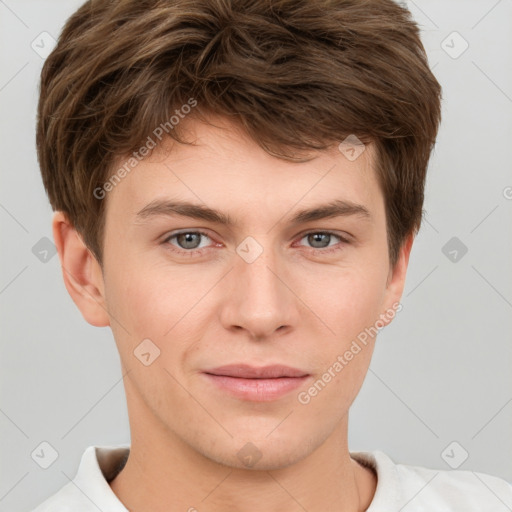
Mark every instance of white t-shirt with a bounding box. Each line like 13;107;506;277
31;444;512;511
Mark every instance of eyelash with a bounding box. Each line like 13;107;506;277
162;230;350;257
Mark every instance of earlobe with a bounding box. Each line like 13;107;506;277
52;211;110;327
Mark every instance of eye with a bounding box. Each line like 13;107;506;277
161;229;350;257
163;230;214;254
296;231;350;253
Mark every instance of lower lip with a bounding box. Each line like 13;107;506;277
203;373;310;401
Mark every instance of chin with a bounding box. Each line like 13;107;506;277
196;430;319;471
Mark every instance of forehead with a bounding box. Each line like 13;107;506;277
105;116;383;226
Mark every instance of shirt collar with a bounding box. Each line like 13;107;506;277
72;444;130;511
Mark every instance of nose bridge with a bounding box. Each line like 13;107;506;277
221;237;297;338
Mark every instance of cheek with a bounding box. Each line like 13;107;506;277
296;269;381;413
105;255;216;352
296;261;387;345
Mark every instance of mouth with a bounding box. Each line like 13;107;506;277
202;364;311;401
204;364;309;379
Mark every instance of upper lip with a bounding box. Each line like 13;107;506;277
204;364;309;379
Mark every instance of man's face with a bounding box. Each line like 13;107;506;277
99;116;406;469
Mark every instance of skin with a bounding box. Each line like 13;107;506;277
53;115;413;512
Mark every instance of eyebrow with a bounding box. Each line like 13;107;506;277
135;198;372;226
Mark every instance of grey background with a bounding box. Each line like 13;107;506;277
1;0;511;510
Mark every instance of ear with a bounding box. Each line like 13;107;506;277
379;232;415;326
52;211;110;327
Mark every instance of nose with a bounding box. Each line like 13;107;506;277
219;243;299;340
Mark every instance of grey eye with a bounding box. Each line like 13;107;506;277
175;232;203;249
306;233;335;248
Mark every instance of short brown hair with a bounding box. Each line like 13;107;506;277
36;0;442;269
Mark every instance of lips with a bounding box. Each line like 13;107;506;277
202;364;311;401
204;364;309;379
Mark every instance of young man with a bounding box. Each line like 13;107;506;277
32;0;512;510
